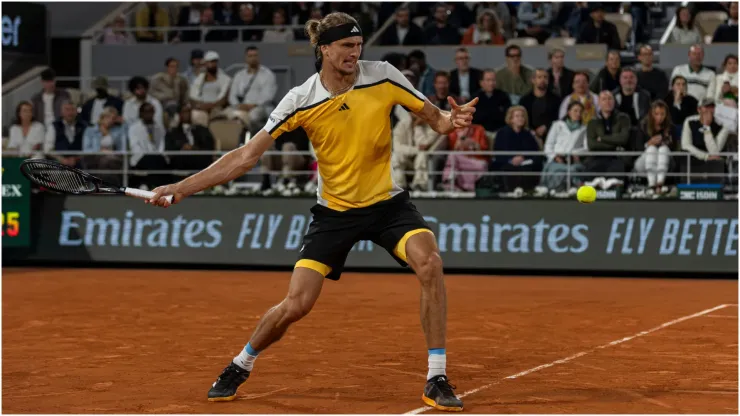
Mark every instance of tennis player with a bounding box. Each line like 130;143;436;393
148;12;477;411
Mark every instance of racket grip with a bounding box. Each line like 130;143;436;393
124;188;174;203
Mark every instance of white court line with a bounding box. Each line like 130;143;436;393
406;303;737;415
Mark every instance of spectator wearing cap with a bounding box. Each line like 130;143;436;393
408;50;436;98
44;100;88;167
30;68;71;128
150;57;190;119
183;49;205;85
583;91;631;179
681;99;730;183
636;45;669;103
712;2;738;43
123;76;165;128
80;76;124;126
591;50;622;94
547;48;575;99
559;72;600;124
190;51;232;127
449;48;483;103
664;75;699;129
519;69;561;144
577;4;621;50
670;44;716;101
670;6;702;45
225;46;277;132
516;3;553;44
134;2;170;43
128;102;169;189
424;3;461;45
612;68;651;127
710;54;738;103
496;45;534;99
461;8;505;45
379;6;425;46
101;14;136;45
472;69;511;134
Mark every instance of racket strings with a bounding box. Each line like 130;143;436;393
24;161;96;194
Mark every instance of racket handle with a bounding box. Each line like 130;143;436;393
124;188;174;203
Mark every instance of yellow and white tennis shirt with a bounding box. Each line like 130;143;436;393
263;60;427;211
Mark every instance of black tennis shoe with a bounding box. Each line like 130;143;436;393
207;362;250;402
422;375;463;411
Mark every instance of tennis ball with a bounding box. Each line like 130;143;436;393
577;185;596;203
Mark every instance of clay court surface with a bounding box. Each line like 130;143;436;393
2;268;737;414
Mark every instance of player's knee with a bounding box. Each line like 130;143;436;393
281;296;314;323
415;251;443;285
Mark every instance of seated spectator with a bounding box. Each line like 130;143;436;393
260;127;312;192
427;72;456;111
636;45;669;102
408;50;436;97
262;9;294;43
449;48;482;102
190;51;232;127
442;124;489;192
584;91;631;181
135;2;170;43
391;112;442;191
472;70;511;133
681;99;730;184
495;45;534;100
444;2;475;30
711;54;738;102
563;2;591;38
633;100;677;192
473;2;514;39
540;101;588;191
128;102;169;188
191;7;228;42
213;1;239;41
182;49;204;85
547;48;575;99
7;101;45;159
80;76;124;126
577;4;621;50
81;107;127;184
150;57;190;120
671;44;716;101
165;104;216;171
424;4;461;45
591;50;622;94
712;2;738;43
559;72;600;124
44;100;88;167
519;69;561;145
516;3;553;44
670;6;702;45
31;68;71;128
174;2;205;42
123;76;165;128
240;4;264;42
225;46;277;132
613;68;651;126
664;75;699;130
379;6;425;45
100;14;136;45
490;106;544;192
462;8;505;45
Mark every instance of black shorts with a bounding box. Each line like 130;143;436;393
297;191;432;280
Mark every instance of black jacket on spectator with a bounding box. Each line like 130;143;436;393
663;93;699;128
585;111;632;173
637;68;669;103
449;68;483;100
591;67;622;94
519;91;561;137
712;22;739;43
165;124;215;171
51;119;88;151
472;89;511;133
577;19;622;50
547;67;575;98
489;125;544;191
424;23;461;45
241;23;264;42
80;96;124;125
379;23;426;45
612;88;652;126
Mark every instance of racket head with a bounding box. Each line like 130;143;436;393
19;159;101;195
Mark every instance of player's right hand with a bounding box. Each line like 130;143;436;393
147;183;185;208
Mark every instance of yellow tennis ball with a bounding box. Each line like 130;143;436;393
577;185;597;203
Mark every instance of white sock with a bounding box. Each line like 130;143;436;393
233;344;259;371
427;353;447;380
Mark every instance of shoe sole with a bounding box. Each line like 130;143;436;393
208;378;248;402
422;394;463;412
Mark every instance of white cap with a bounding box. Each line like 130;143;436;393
204;51;220;62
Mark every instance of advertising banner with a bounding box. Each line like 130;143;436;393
1;158;31;247
15;195;738;274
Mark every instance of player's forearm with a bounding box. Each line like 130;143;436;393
431;109;454;135
177;147;254;196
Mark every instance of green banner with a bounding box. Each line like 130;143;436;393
2;158;31;247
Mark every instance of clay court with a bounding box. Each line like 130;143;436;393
2;268;737;414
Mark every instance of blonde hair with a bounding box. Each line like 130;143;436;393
305;12;358;62
98;107;117;125
477;9;502;36
505;105;529;129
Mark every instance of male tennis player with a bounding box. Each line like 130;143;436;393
148;12;477;411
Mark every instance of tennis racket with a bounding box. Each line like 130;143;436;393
19;159;173;203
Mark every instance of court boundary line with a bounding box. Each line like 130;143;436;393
405;303;738;414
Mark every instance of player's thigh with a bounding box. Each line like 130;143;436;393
403;231;443;275
372;197;436;269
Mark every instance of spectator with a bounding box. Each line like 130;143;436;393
100;14;136;45
182;49;205;85
379;6;425;45
190;51;232;127
7;101;45;159
212;1;239;41
30;68;71;128
670;44;716;101
495;45;534;99
591;50;622;94
442;124;490;192
135;2;170;43
519;69;561;144
382;52;408;72
577;4;621;50
226;46;278;132
681;99;730;184
516;3;553;44
711;54;738;102
449;48;483;102
260;127;312;192
636;45;669;103
633;100;677;192
165;104;216;171
712;2;738;43
391;112;442;191
240;4;264;42
613;68;651;126
664;75;699;129
444;2;475;30
80;76;124;126
559;72;600;124
563;2;591;38
462;8;505;45
263;9;295;43
670;6;702;45
150;58;190;120
189;7;227;42
174;2;205;42
490;106;544;192
547;48;575;99
408;50;436;98
473;2;514;39
123;76;165;128
427;72;456;111
584;91;631;182
424;3;461;45
81;107;127;184
44;100;87;167
539;101;588;192
472;70;511;133
128;102;169;188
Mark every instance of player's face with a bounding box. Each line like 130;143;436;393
325;36;362;75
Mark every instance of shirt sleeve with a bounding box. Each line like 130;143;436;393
262;89;301;139
383;62;426;113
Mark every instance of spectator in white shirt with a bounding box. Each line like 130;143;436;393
540;101;588;192
711;54;738;102
225;46;277;132
30;68;71;128
681;99;730;184
670;44;717;101
7;101;46;159
128;102;169;188
190;50;232;126
122;76;165;128
262;9;295;43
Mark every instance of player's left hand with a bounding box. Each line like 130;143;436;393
448;96;478;129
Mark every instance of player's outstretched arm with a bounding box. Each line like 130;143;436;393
146;129;274;207
419;97;478;135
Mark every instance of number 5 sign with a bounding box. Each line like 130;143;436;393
2;158;31;247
